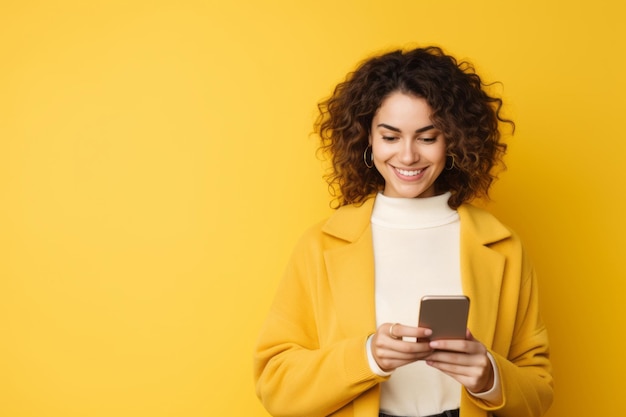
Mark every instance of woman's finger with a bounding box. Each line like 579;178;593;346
371;323;434;371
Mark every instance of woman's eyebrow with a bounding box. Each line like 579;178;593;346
377;123;435;133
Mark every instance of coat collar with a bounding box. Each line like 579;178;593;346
321;194;513;347
321;197;376;243
322;195;511;246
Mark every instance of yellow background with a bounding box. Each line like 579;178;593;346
1;1;624;415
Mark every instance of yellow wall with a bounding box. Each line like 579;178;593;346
1;1;624;415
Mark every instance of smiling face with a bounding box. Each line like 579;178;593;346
369;92;447;199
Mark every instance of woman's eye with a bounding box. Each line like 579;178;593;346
382;135;397;141
420;137;437;143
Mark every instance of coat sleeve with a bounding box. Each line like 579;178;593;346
253;229;386;417
467;244;554;416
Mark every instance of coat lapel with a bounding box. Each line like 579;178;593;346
458;204;510;348
322;198;378;338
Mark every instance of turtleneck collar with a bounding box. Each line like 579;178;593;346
371;191;459;229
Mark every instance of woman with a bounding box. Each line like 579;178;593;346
254;46;553;417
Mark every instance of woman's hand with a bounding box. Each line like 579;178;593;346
371;323;434;372
425;329;494;393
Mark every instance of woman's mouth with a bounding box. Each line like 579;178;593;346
395;167;424;177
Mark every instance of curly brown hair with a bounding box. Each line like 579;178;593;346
315;46;513;209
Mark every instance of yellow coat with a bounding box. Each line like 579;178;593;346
254;197;553;417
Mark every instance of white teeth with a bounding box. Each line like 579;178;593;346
396;168;422;176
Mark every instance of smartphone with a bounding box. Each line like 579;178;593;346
418;295;470;341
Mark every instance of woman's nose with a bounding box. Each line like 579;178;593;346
399;140;419;164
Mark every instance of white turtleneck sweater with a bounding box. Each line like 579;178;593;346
368;192;463;416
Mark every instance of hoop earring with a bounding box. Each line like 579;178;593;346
363;145;374;169
445;154;456;170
